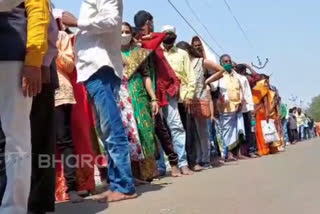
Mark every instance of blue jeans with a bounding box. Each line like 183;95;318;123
156;147;167;174
163;97;188;168
85;67;135;194
282;119;289;142
298;125;304;141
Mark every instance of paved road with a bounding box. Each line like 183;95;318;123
54;139;320;214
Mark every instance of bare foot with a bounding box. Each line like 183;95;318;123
171;165;182;177
237;154;249;160
91;190;111;201
106;191;138;203
180;166;194;175
192;164;203;172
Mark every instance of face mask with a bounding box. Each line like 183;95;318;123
121;34;132;46
223;64;233;72
163;33;177;45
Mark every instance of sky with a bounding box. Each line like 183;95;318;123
52;0;320;108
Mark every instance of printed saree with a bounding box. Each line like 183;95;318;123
122;47;158;181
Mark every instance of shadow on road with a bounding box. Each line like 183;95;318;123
55;199;108;214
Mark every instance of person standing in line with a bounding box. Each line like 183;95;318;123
0;1;50;214
213;54;246;161
161;25;195;175
235;64;259;158
288;108;298;144
53;14;85;203
176;41;224;170
62;0;137;202
295;108;306;141
120;22;160;181
133;10;182;177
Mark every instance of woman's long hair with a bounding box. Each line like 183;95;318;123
176;41;203;58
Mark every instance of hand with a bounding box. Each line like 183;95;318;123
211;115;218;123
21;66;42;97
151;101;159;117
62;11;78;27
184;99;192;113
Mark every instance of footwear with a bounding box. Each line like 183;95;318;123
249;153;258;158
201;163;213;170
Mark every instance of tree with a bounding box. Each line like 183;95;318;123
308;95;320;122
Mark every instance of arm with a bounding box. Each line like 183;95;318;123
56;32;75;74
25;0;50;68
184;53;196;101
77;0;122;35
246;64;258;75
208;88;216;121
143;77;157;101
204;59;224;85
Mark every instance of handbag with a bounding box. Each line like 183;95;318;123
190;59;211;119
261;119;280;143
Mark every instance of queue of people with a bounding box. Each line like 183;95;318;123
0;1;319;214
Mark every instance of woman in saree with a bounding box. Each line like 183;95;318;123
54;13;107;202
121;22;160;182
267;87;285;153
252;75;280;156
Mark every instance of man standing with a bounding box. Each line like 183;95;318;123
134;10;182;177
235;64;258;158
212;54;245;161
161;25;195;175
62;0;136;202
0;0;50;213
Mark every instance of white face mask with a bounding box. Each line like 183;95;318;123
121;34;132;46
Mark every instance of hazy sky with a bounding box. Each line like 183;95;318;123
52;0;320;107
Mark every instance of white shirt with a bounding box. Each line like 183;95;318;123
0;0;24;12
75;0;123;82
235;72;254;112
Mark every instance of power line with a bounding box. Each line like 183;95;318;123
222;0;254;49
167;0;220;57
184;0;225;52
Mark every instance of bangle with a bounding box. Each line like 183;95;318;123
151;98;158;102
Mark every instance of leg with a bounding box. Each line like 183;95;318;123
154;114;180;177
55;105;83;203
194;118;211;167
163;98;192;175
85;67;136;201
0;62;32;214
28;84;56;213
178;105;197;169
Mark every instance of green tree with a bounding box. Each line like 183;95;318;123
308;95;320;122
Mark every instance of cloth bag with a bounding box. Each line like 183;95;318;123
261;119;280;143
191;99;210;118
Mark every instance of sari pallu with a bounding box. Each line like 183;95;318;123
124;47;158;181
252;79;270;156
